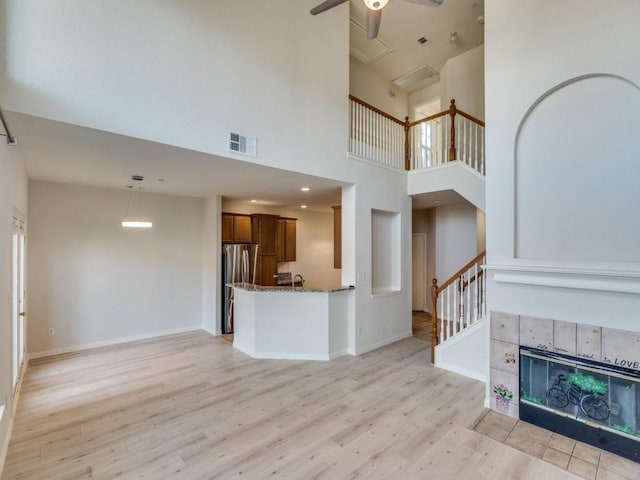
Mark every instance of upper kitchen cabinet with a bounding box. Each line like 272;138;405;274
221;213;252;243
251;214;279;285
251;214;278;255
276;218;297;262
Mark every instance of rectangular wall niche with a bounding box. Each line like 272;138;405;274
371;209;400;295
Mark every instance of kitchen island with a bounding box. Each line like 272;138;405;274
227;283;354;360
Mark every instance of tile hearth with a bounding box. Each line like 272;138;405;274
473;410;640;480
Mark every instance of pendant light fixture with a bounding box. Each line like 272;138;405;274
122;175;153;228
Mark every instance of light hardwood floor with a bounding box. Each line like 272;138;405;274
3;331;582;479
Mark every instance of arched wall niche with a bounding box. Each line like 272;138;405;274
513;74;640;264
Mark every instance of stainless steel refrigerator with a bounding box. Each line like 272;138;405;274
222;244;260;334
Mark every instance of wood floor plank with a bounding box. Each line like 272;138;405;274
1;330;582;479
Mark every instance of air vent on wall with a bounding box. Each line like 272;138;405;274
228;131;257;157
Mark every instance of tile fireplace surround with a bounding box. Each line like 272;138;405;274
490;312;640;462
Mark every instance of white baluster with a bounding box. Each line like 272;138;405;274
453;284;457;335
473;263;478;324
356;104;361;157
466;269;471;328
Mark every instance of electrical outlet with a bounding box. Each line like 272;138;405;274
48;328;55;337
479;354;485;364
357;328;362;336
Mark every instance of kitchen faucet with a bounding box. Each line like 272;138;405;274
293;274;305;289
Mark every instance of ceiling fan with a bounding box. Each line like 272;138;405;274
310;0;445;40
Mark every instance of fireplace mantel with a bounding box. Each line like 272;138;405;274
485;263;640;295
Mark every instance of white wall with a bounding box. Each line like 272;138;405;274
409;82;441;120
27;181;204;354
1;0;350;181
220;200;341;289
434;204;478;282
0;144;28;470
485;0;640;333
440;45;485;118
344;158;412;354
202;196;222;334
350;57;409;120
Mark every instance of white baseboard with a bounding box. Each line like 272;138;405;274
28;325;203;360
201;325;218;336
233;342;340;361
435;360;487;383
0;356;28;475
355;331;413;356
0;412;13;477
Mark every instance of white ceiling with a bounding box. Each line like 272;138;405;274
6;112;345;212
349;0;484;91
412;189;469;210
6;1;483;211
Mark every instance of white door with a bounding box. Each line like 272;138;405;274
412;233;427;311
11;214;26;392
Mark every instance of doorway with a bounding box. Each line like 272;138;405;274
11;212;26;392
412;233;427;311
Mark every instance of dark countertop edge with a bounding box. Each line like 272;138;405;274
227;283;355;293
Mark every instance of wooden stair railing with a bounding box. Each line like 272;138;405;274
349;95;485;174
430;250;486;363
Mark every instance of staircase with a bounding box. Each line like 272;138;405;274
349;95;488;380
430;251;486;365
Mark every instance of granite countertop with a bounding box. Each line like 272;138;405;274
227;283;355;293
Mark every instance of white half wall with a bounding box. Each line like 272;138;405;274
0;144;28;472
27;181;204;354
408;161;485;210
435;319;487;382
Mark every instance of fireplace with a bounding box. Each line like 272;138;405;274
519;346;639;462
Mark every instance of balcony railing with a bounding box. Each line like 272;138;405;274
349;95;485;175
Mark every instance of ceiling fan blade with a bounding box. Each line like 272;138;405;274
310;0;350;16
366;8;382;40
403;0;445;6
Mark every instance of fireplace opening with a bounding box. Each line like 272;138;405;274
519;346;640;463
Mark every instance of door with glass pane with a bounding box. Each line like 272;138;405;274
11;214;26;391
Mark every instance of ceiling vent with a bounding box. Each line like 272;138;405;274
228;131;257;158
392;64;438;89
349;19;394;64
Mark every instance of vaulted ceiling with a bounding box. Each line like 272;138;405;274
348;0;484;92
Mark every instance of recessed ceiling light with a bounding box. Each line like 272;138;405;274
433;200;441;205
250;199;258;203
301;187;310;192
300;205;308;209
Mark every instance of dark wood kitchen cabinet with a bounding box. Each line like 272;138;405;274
221;213;252;243
332;206;341;268
251;214;279;285
276;218;296;262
